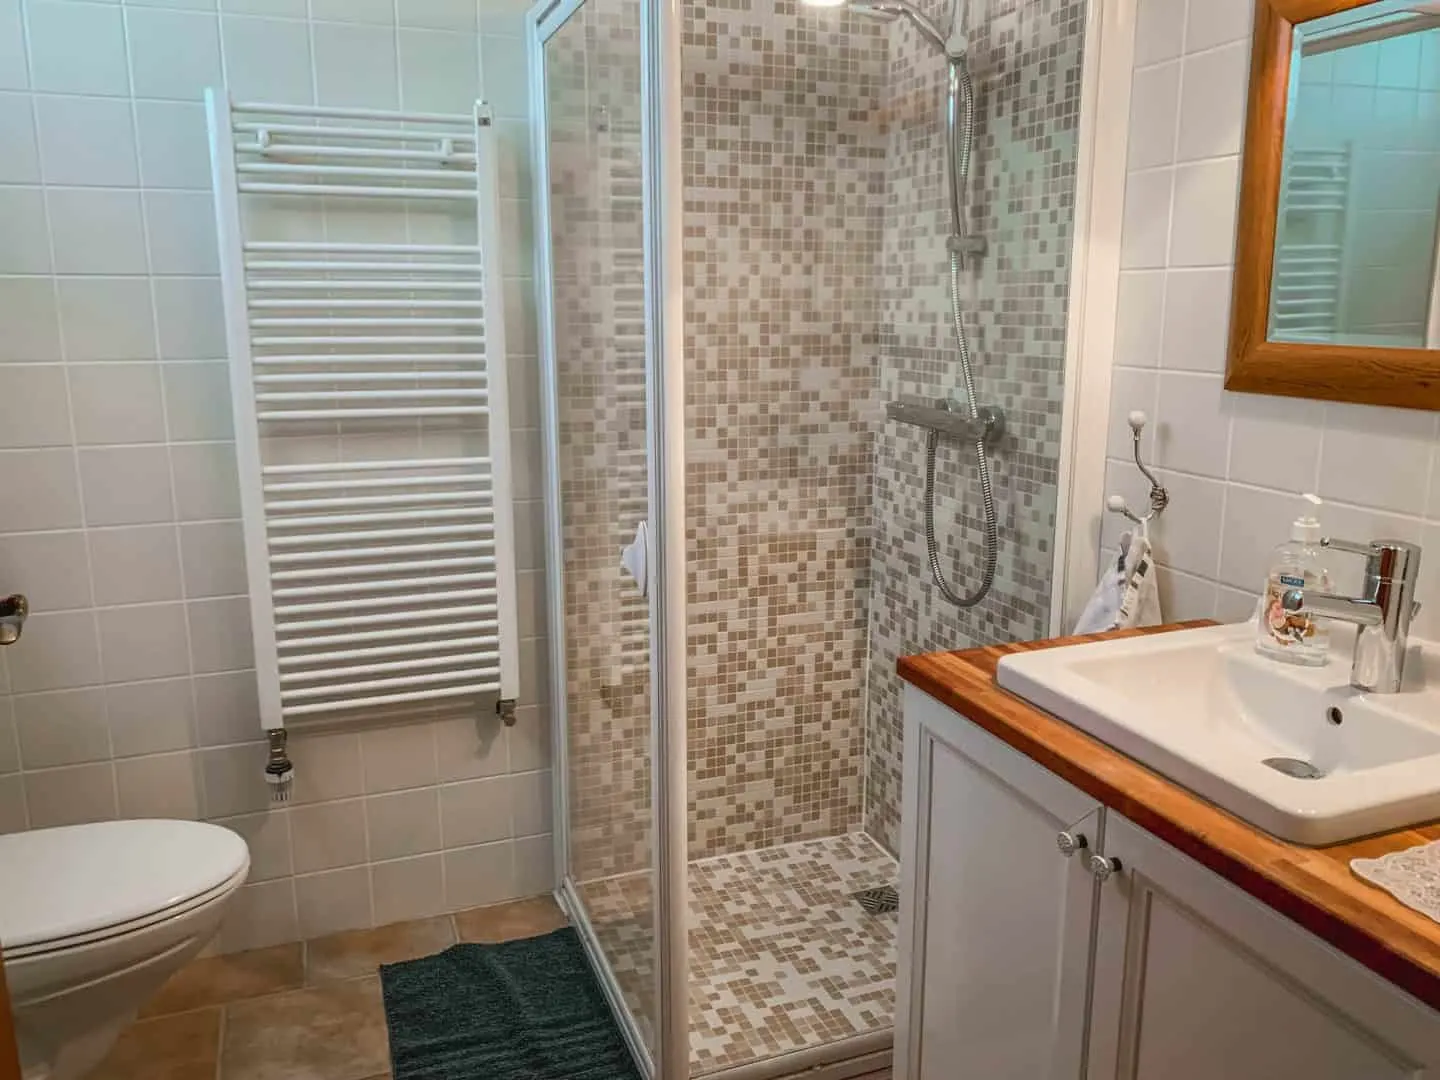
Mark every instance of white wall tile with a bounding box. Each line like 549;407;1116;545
79;445;174;525
1176;43;1248;163
296;867;372;938
398;28;479;113
0;93;40;181
1226;392;1324;493
153;277;226;359
221;0;305;15
218;879;298;951
0;531;92;610
0;775;28;833
361;723;437;793
439;775;508;846
1119;167;1172;269
314;22;399;108
193;669;259;746
14;687;109;768
187;595;253;672
70;363;167;445
58;278;157;362
200;740;270;817
1133;0;1186;66
398;0;474;31
107;676;196;756
0;365;71;448
1218;484;1307;592
90;525;183;605
0;278;61;361
216;809;292;882
0;188;52;274
171;441;240;519
1319;403;1437;514
0;449;82;530
443;841;512;910
480;34;527;121
311;0;393;23
24;761;117;826
47;189;148;275
1149;470;1225;579
366;787;442;861
434;714;508;782
506;709;548;772
116;750;201;818
98;601;191;682
506;769;550;837
34;95;139;185
1155;567;1217;622
163;362;234;440
289;732;364;804
371;852;445;924
180;520;247;597
1185;0;1252;52
1127;61;1180;171
1158;267;1231;373
291;797;368;872
126;7;224;100
135;101;211;188
511;834;552;896
1168;157;1240;267
27;2;131;96
0;707;18;774
0;0;26;91
219;15;314;103
144;191;219;275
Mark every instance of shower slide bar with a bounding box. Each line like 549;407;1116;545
885;399;1006;448
208;90;520;799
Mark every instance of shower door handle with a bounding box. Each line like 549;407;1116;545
621;521;649;599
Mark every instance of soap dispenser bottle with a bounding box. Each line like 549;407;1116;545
1256;494;1332;666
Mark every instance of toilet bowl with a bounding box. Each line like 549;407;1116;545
0;819;250;1080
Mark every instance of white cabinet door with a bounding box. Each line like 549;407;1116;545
1088;814;1440;1079
895;688;1103;1080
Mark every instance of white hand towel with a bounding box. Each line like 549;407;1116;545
1073;531;1164;634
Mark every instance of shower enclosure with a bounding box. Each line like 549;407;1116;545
528;0;1091;1074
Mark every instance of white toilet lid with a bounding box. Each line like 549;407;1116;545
0;820;250;949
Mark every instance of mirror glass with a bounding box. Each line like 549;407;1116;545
1270;0;1440;348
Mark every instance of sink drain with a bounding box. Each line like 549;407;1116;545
1262;757;1326;780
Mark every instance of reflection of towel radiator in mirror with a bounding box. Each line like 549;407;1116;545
1271;145;1351;341
206;93;519;798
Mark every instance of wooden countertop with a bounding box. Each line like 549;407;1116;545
897;622;1440;1010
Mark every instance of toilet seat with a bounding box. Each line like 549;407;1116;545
0;820;251;958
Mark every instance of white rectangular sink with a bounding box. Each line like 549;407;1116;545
996;623;1440;845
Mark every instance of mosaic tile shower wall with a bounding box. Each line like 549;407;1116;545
546;0;654;882
680;0;889;858
865;0;1088;850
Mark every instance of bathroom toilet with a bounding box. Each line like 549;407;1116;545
0;819;250;1080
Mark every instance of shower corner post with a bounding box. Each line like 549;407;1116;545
641;0;690;1070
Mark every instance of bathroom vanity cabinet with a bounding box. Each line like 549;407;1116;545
894;686;1440;1080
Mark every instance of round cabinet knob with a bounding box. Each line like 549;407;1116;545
1056;831;1088;857
1088;854;1122;883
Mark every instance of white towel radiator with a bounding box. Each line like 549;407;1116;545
206;93;519;795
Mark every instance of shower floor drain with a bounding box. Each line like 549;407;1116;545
853;885;900;915
1262;756;1327;780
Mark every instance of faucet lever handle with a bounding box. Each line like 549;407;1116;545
1321;536;1380;557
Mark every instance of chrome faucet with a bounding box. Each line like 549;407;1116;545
1279;538;1421;694
0;593;27;645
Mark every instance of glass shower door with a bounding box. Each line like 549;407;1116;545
531;0;671;1069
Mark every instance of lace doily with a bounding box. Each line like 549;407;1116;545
1351;839;1440;925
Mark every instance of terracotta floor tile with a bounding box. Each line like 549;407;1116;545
90;1008;221;1080
305;916;456;985
142;944;304;1018
452;895;568;943
222;976;390;1080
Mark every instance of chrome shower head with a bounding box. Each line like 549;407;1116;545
801;0;959;58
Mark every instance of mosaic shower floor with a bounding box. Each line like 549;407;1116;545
577;832;899;1076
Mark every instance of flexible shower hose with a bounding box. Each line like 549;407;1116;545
924;55;998;608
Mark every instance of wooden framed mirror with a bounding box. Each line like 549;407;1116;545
1227;0;1440;409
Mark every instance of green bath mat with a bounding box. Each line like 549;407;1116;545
380;928;642;1080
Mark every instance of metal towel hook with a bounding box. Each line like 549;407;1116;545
1106;411;1168;527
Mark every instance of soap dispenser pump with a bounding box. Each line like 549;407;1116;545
1256;493;1332;666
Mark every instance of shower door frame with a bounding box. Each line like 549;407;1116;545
527;0;689;1075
